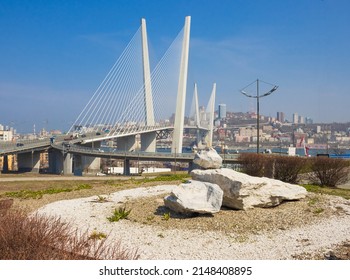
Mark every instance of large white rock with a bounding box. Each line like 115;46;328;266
191;168;308;210
193;148;223;169
164;180;223;214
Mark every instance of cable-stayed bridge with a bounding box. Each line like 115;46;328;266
0;16;224;174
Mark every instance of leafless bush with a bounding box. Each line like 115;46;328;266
273;156;308;184
238;153;266;177
0;210;139;260
238;154;310;183
308;157;350;188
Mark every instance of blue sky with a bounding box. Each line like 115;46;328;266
0;0;349;133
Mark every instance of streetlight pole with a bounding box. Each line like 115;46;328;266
240;79;278;154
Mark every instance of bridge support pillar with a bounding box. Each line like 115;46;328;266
1;155;9;173
48;149;73;175
63;153;73;175
117;136;136;151
123;159;131;176
140;132;156;152
79;142;101;175
17;151;41;173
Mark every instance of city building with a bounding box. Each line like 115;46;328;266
0;129;13;142
277;112;285;123
298;115;305;124
218;104;227;120
293;113;299;124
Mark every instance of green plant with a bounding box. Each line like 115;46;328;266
89;231;107;240
146;215;155;221
95;195;109;203
313;208;324;214
307;197;319;206
107;206;131;222
162;212;171;221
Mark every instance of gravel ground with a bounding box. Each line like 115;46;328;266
35;185;350;260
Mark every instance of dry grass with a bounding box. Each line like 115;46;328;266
0;208;139;260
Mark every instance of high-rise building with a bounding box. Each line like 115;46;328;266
218;104;227;120
277;112;285;123
298;115;305;124
293;113;299;124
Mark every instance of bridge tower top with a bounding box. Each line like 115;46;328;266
171;16;191;153
141;18;155;126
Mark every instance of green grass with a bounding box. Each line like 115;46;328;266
4;184;93;199
303;184;350;200
137;173;190;184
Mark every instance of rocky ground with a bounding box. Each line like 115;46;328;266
1;175;350;260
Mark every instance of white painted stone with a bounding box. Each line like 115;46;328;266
193;147;222;169
191;168;307;210
164;180;223;214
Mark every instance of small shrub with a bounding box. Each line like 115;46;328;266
308;157;349;187
273;156;308;184
238;153;270;177
107;206;131;222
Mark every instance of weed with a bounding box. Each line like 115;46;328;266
308;197;319;206
313;208;324;214
107;206;131;222
157;233;165;238
162;212;171;221
146;215;155;221
89;231;107;240
95;195;109;203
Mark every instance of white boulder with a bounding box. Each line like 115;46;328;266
191;168;307;210
164;180;223;214
193;147;223;169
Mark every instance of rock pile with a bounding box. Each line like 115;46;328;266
191;168;308;210
164;149;308;214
